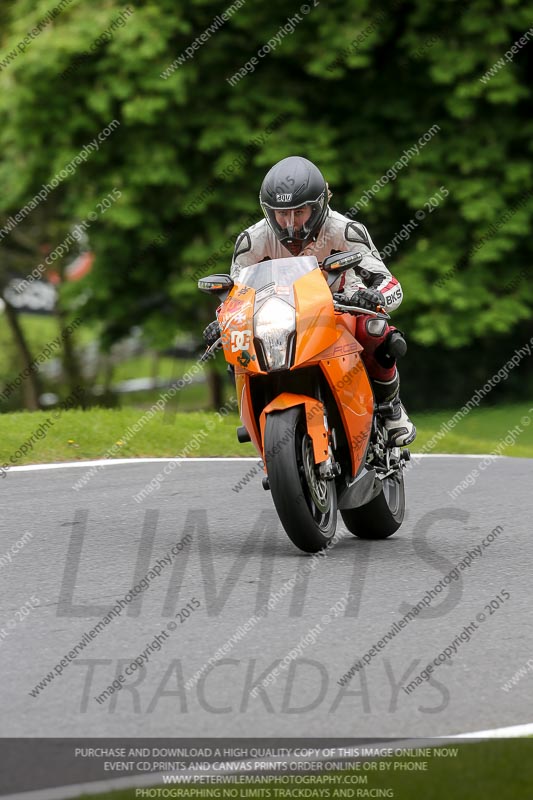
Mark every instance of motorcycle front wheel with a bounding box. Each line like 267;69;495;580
265;407;337;553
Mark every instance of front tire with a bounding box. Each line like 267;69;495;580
340;469;405;539
265;407;337;553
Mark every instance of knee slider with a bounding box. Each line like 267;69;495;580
365;318;387;337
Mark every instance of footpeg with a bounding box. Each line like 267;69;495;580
237;426;251;443
262;477;270;491
377;401;394;415
401;449;411;461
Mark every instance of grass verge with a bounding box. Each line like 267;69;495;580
1;402;532;467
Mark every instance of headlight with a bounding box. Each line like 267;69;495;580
255;298;295;370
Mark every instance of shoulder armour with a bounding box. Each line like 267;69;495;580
345;222;370;247
234;231;252;258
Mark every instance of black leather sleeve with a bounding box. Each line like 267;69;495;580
360;269;386;289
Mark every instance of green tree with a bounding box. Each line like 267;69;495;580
0;0;531;407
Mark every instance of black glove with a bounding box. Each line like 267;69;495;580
203;320;221;347
334;287;385;311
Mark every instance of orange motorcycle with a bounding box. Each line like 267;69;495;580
199;253;410;553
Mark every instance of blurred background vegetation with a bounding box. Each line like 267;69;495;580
0;0;531;416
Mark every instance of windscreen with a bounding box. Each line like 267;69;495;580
238;256;319;292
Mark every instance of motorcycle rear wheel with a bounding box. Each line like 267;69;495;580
265;407;337;553
340;469;405;539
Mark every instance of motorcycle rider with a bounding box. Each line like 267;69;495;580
204;156;416;447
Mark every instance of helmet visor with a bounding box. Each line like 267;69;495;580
261;196;326;247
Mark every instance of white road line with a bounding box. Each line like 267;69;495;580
6;453;510;473
456;721;533;738
8;457;261;472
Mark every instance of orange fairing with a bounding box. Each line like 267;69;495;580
293;269;338;366
217;285;264;373
321;349;374;475
259;392;329;465
235;370;263;455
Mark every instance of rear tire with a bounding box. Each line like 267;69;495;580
265;407;337;553
340;470;405;539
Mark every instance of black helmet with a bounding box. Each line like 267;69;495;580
260;156;328;253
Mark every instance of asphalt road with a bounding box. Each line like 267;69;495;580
1;455;531;741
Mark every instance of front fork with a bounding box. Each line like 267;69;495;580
311;385;340;481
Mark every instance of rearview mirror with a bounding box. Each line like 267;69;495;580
322;251;363;273
198;274;234;295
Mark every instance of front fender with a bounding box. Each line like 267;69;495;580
259;392;329;465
